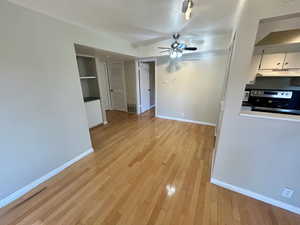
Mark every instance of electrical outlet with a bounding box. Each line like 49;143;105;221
281;188;294;199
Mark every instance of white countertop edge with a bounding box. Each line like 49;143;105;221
240;110;300;122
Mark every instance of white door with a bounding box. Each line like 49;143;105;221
108;62;127;111
260;53;285;70
140;63;151;113
283;52;300;69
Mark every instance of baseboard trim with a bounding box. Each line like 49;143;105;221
211;178;300;215
0;148;94;208
156;115;216;127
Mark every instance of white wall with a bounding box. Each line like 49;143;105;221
213;0;300;211
0;0;136;206
156;51;228;125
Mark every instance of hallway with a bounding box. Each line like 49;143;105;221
1;111;300;225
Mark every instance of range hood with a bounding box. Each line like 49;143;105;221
256;29;300;46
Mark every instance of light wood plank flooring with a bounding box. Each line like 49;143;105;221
1;110;300;225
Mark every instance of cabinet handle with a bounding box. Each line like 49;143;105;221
276;62;281;65
285;62;289;65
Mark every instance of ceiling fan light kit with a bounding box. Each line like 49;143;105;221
170;50;183;59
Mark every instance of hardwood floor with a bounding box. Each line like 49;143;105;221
1;109;300;225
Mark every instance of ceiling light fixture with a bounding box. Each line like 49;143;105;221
182;0;193;20
170;50;177;59
170;49;183;59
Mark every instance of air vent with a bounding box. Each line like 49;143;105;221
127;104;137;113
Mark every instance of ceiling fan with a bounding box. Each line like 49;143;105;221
158;33;198;59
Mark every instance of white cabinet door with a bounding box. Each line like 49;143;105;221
283;52;300;69
85;100;103;128
260;53;286;70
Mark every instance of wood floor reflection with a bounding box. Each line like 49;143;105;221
1;109;300;225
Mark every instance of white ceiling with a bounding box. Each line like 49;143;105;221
9;0;241;45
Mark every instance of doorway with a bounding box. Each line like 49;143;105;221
74;44;139;128
139;61;156;114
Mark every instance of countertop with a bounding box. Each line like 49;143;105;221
240;107;300;122
84;97;100;102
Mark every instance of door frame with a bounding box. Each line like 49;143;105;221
137;58;157;116
107;61;128;112
94;58;110;124
139;62;151;113
211;32;237;175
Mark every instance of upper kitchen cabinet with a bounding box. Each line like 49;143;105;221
283;52;300;69
255;29;300;71
259;53;286;70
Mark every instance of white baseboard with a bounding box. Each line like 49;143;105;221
156;114;216;127
211;178;300;215
0;148;94;208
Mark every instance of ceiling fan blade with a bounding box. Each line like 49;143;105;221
190;40;204;45
184;47;197;51
133;35;171;47
158;47;171;49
